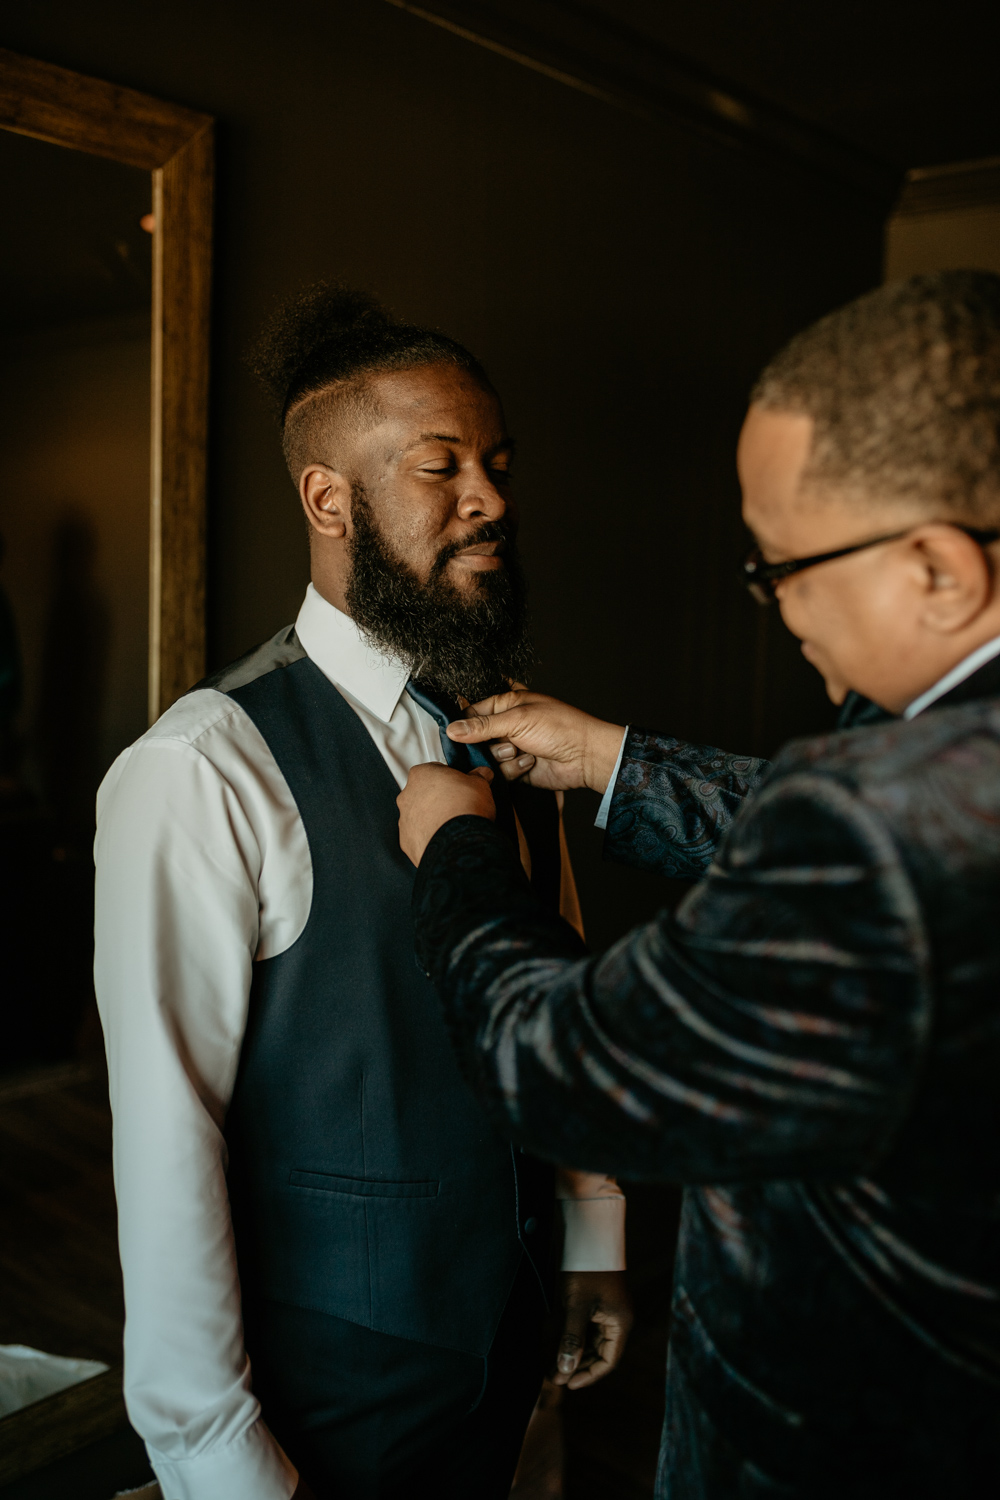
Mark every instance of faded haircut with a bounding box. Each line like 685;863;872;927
247;282;489;485
751;270;1000;521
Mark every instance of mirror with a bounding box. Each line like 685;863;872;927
0;50;212;1495
0;132;151;1061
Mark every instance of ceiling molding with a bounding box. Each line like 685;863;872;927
384;0;899;205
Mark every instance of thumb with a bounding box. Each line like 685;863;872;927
448;691;530;744
468;765;494;781
447;712;497;744
555;1299;590;1382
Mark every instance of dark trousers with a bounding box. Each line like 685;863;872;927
244;1254;547;1498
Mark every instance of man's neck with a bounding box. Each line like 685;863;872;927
904;632;1000;718
876;607;1000;715
309;563;349;617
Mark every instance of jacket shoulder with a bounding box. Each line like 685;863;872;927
192;624;305;695
773;696;1000;786
763;698;1000;871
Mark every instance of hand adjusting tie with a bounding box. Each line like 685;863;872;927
405;680;518;846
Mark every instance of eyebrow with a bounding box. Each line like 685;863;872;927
404;433;516;452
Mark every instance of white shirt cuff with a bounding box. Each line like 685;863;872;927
559;1193;627;1271
594;728;629;831
148;1416;297;1500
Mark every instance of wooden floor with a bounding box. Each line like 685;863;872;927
0;1057;124;1368
0;1058;679;1498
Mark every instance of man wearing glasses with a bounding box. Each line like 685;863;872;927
395;270;1000;1496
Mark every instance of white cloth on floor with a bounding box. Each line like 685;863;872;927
0;1343;107;1417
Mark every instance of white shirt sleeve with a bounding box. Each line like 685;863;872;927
94;697;304;1500
557;1170;626;1272
594;728;629;831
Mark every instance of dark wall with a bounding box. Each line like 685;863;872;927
0;0;886;946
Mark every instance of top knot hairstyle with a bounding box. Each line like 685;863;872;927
248;282;489;484
751;269;1000;522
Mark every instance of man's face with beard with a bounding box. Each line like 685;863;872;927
331;364;533;703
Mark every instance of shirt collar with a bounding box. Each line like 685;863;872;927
903;633;1000;719
294;583;411;723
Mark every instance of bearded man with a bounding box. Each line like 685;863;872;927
94;286;631;1500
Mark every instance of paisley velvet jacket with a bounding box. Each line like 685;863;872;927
412;656;1000;1498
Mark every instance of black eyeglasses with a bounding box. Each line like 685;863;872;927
742;523;1000;604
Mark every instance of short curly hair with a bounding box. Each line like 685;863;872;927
248;282;488;483
751;270;1000;521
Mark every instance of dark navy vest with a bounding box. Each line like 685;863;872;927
202;627;556;1356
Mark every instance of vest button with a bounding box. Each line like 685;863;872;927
523;1216;537;1235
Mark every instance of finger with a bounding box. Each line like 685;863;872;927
554;1338;583;1383
468;765;494;782
406;761;459;784
446;712;503;745
581;1319;627;1377
566;1350;614;1389
567;1315;629;1389
499;754;535;781
465;689;531;718
448;707;533;746
552;1303;589;1385
491;740;539;777
599;1317;629;1371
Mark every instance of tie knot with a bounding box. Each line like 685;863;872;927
405;680;518;849
406;680;471;770
405;679;493;772
405;679;461;731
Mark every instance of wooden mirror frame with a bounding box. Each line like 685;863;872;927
0;47;213;718
0;49;212;1488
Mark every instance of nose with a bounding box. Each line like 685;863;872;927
456;467;509;524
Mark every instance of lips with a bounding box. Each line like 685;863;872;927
429;524;512;583
456;540;505;558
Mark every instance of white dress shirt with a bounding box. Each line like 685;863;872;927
595;728;629;830
95;585;624;1500
903;633;1000;718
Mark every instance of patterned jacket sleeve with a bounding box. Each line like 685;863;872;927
412;756;932;1183
604;728;771;879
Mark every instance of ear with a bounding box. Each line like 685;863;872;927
912;524;994;635
299;465;352;540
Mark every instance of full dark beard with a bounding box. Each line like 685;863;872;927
344;482;535;703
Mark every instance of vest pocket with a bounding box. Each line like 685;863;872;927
289;1169;439;1198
